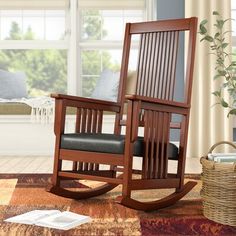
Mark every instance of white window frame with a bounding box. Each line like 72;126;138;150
0;1;69;49
69;0;156;96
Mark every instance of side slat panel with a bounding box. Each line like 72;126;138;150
74;108;104;171
142;110;171;179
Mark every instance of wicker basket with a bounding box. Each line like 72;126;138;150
200;141;236;227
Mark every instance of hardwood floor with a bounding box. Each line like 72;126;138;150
0;156;202;174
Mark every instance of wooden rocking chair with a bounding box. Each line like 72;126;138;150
48;17;198;211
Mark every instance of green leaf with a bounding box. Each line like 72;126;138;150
213;74;222;80
202;35;214;42
199;24;207;34
221;43;228;49
227;88;236;95
212;91;221;97
214;32;220;39
213;11;220;15
215;20;224;29
217;70;226;76
223;19;231;24
223;30;233;35
227;109;236;117
216;58;224;64
227;65;236;71
222;82;229;88
200;19;208;25
220;99;228;107
230;61;236;66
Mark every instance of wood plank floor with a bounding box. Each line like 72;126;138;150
0;156;202;174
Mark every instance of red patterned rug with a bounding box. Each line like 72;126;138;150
0;174;235;236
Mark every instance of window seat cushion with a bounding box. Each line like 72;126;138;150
0;103;31;115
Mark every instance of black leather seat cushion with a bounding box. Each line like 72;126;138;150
61;133;179;160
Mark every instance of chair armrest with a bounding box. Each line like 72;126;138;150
125;94;189;108
125;94;190;114
51;93;121;112
52;93;121;135
52;93;120;106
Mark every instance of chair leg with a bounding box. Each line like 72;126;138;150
121;149;134;199
51;147;62;188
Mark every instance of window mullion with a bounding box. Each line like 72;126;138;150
0;40;67;49
68;0;80;95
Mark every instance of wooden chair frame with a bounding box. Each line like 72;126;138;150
48;17;198;211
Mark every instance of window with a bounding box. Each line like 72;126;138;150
0;10;66;40
79;9;143;97
0;1;68;98
75;0;155;97
0;0;154;99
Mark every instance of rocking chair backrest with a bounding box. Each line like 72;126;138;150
118;17;197;110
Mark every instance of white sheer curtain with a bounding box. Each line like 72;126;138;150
185;0;233;158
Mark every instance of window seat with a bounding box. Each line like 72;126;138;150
0;101;78;115
0;97;54;122
0;103;31;115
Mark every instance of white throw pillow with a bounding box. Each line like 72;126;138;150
0;69;28;99
91;69;120;102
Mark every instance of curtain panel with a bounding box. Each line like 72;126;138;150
185;0;233;157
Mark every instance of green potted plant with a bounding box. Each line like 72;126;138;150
199;11;236;116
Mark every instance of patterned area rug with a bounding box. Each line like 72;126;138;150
0;174;235;236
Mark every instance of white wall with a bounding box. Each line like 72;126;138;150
0;115;116;156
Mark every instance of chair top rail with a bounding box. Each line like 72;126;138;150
129;17;197;34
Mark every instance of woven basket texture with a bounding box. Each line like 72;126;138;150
200;142;236;227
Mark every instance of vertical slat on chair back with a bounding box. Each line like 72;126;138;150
136;31;179;100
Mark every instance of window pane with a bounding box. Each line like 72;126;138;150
82;50;101;75
45;10;66;40
81;50;122;97
81;9;143;41
124;10;143;23
22;10;44;40
1;10;22;40
0;10;66;40
82;75;99;97
0;49;67;97
81;10;102;40
102;10;123;40
232;0;236;9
